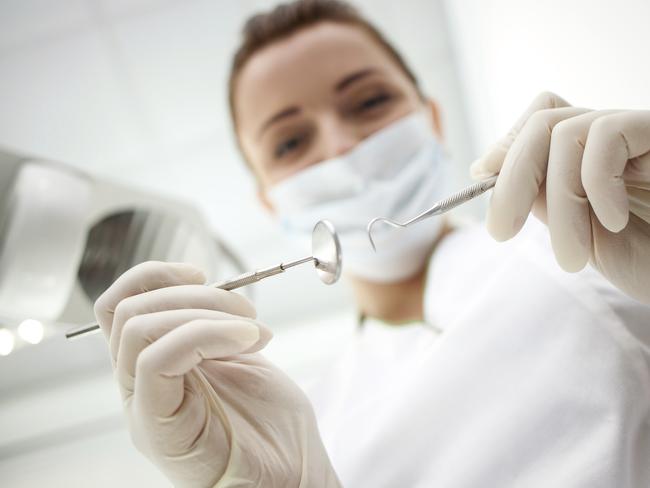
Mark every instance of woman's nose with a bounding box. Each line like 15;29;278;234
320;118;359;159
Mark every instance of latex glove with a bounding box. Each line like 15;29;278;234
95;261;341;488
471;92;650;303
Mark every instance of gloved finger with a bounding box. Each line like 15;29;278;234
590;213;650;304
116;308;272;399
487;106;591;241
94;261;206;338
546;110;619;272
582;110;650;232
134;318;261;418
626;172;650;224
531;183;548;225
469;91;571;180
110;284;256;362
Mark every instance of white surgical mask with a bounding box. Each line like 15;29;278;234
267;111;448;283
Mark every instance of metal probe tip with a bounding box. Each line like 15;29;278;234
366;217;410;252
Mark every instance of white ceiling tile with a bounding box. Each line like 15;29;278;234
96;0;180;19
0;30;148;171
98;0;276;20
107;0;267;147
0;0;92;51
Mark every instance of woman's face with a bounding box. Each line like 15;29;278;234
234;21;435;192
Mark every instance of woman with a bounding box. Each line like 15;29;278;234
95;1;650;486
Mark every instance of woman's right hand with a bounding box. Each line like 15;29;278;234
471;92;650;303
95;261;341;488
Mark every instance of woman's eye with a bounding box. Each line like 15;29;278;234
274;134;305;159
355;93;392;113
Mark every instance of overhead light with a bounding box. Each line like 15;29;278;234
0;328;15;356
18;319;45;345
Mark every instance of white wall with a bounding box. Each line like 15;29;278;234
443;0;650;155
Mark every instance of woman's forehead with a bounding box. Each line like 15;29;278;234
235;22;408;127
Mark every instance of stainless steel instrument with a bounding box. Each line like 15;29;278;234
366;175;498;250
65;220;342;340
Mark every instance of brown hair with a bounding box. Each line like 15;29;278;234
228;0;421;130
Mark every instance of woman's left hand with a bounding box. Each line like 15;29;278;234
471;92;650;303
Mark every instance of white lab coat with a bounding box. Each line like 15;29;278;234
308;219;650;487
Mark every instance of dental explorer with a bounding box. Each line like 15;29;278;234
366;175;498;250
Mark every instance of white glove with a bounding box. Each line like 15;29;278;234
94;261;341;488
471;92;650;303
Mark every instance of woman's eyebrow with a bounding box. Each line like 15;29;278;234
258;106;301;138
334;68;378;92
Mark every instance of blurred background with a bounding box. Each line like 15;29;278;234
1;0;649;485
